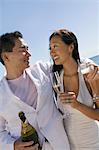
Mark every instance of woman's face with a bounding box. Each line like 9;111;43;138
50;36;73;65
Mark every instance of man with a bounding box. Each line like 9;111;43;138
0;31;70;150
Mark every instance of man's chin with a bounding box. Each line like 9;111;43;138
26;65;30;68
24;64;30;69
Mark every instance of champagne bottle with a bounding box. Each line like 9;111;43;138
18;111;41;149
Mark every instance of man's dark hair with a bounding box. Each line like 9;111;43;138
0;31;23;65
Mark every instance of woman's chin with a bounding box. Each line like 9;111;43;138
54;61;61;65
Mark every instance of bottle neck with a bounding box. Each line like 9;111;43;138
22;119;28;128
18;111;26;123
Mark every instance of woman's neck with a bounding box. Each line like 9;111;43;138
63;58;78;77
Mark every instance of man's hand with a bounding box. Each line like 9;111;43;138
14;138;39;150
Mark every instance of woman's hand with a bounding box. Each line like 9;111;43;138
59;91;79;108
84;65;99;95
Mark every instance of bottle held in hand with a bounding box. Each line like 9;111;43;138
18;111;41;149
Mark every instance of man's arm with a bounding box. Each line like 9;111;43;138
0;115;17;150
0;116;40;150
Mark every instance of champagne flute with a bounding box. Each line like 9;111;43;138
52;71;73;116
53;71;62;94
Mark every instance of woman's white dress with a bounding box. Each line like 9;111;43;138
57;69;99;150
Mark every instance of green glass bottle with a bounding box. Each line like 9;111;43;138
18;111;41;149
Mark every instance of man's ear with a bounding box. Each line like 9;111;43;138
1;52;9;63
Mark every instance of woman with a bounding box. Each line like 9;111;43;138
49;29;99;150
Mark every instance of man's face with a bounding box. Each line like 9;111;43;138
4;37;31;72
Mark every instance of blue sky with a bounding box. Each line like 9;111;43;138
0;0;99;79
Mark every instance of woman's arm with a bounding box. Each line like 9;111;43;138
84;65;99;108
73;99;99;120
75;64;99;120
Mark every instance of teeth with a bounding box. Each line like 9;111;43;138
54;56;59;60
